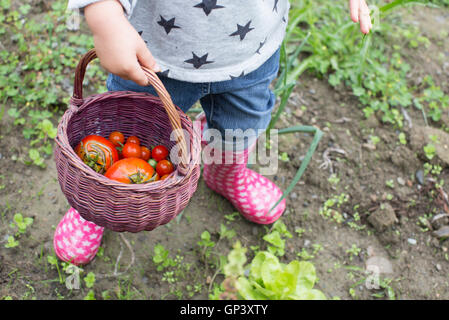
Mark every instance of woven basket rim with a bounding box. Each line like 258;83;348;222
56;90;201;192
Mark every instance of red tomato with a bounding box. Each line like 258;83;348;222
151;145;169;162
104;158;155;184
122;142;142;159
75;135;119;174
160;174;170;180
127;136;140;145
140;146;151;161
109;131;125;147
156;159;174;176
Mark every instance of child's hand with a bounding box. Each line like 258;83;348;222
84;0;161;86
349;0;373;34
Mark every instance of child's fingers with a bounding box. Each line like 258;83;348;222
137;43;162;74
349;0;360;23
122;62;150;86
358;1;371;34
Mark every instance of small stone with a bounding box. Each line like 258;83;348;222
407;238;417;245
294;109;304;118
397;177;405;186
431;213;449;230
303;239;311;248
433;226;449;240
363;143;376;151
309;89;316;95
415;169;424;185
367;203;398;232
436;264;442;271
431;237;441;248
289;192;298;200
0;152;2;159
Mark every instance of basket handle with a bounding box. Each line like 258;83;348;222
71;49;190;175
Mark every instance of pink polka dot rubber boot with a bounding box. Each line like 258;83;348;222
53;207;104;266
202;145;286;224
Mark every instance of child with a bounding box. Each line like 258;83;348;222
54;0;372;265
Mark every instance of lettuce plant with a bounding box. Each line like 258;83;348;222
217;241;326;300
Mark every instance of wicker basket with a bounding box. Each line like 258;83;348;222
54;49;202;233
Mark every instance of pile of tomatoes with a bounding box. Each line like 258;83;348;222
75;131;174;184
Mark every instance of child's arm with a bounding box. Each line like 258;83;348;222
349;0;372;34
84;0;161;86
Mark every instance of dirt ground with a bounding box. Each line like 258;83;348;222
1;6;449;300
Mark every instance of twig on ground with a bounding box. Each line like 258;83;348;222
97;233;135;279
318;147;346;173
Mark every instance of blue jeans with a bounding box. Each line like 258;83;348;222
106;48;280;150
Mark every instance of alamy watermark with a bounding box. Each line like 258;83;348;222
168;121;280;175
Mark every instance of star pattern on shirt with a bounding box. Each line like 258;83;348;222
158;69;170;77
135;1;286;78
255;37;267;54
229;71;245;80
138;31;148;44
229;21;254;41
273;0;279;12
157;16;181;34
194;0;224;16
184;52;214;69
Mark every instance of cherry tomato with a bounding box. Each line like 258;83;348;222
127;135;140;145
105;158;155;184
160;174;170;180
152;145;169;162
122;142;142;159
75;135;119;174
156;159;174;176
109;131;125;147
140;146;151;161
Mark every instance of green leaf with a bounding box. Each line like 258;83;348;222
84;272;96;288
263;231;283;248
5;236;19;248
296;261;318;291
84;290;96;300
236;277;268;300
41;119;57;138
29;148;40;161
223;241;247;278
153;244;169;264
291;288;327;300
272;265;299;299
259;253;282;292
7;108;20;118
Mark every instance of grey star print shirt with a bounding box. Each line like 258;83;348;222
68;0;290;83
